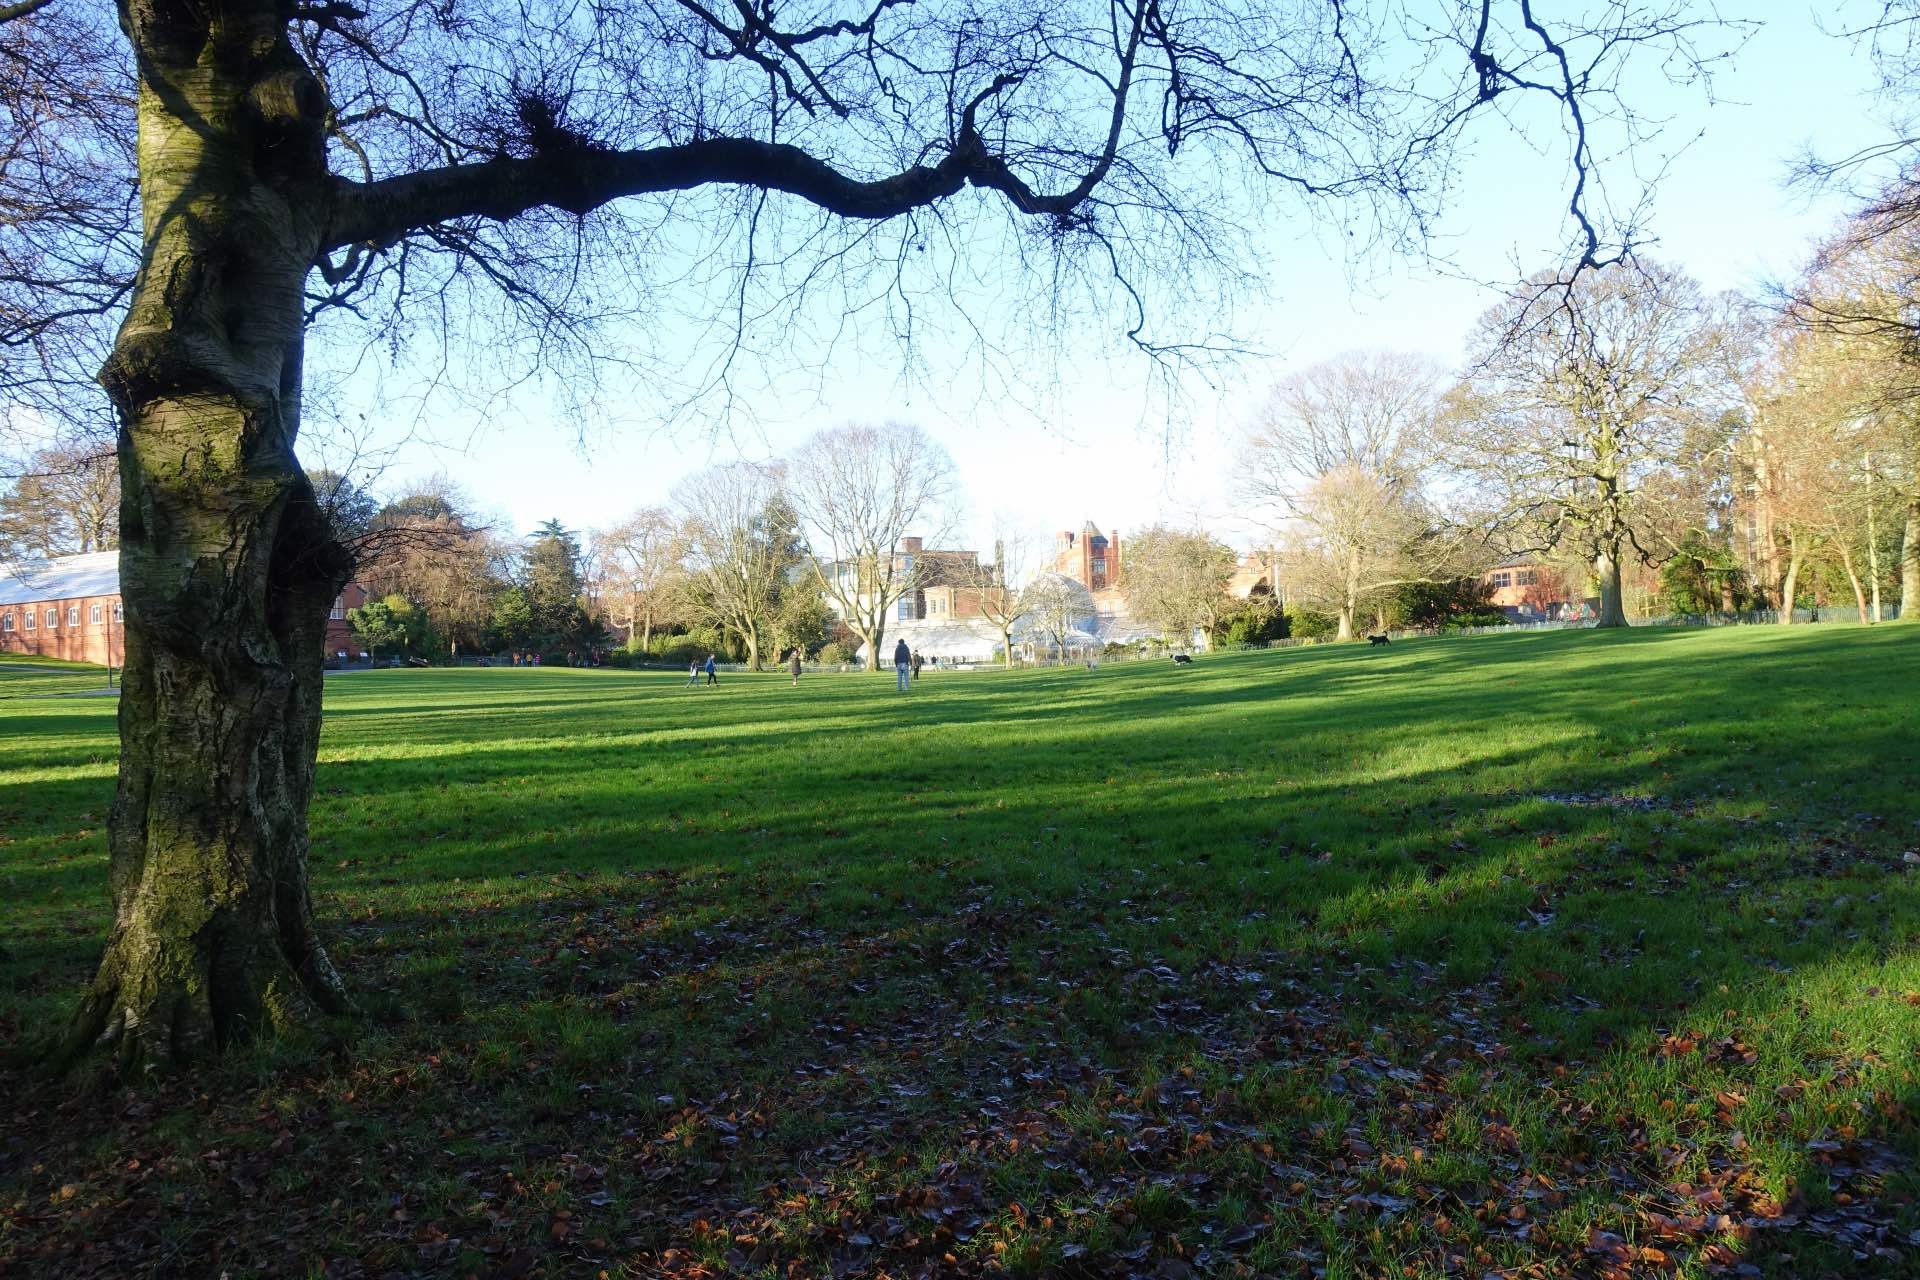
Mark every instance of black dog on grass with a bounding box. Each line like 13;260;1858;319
1171;653;1194;665
1367;634;1390;646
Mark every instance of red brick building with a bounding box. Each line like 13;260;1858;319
1052;522;1122;592
1482;556;1576;619
896;536;994;623
2;549;370;666
0;551;123;665
326;582;373;660
1227;550;1280;602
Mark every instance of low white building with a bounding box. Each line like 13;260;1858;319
853;578;1170;665
857;618;1005;665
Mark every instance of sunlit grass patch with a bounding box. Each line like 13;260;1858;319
3;625;1918;1277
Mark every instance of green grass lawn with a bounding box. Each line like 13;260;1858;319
0;657;115;701
3;627;1918;1278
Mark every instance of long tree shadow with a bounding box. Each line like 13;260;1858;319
3;626;1916;1276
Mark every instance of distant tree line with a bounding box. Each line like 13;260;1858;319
1235;245;1920;631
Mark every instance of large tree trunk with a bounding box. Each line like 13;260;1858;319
1336;605;1355;642
63;0;350;1069
1866;495;1883;623
1749;445;1781;610
1593;546;1628;628
1779;544;1804;626
864;621;883;671
1901;496;1920;623
1835;536;1869;624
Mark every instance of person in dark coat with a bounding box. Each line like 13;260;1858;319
704;654;718;685
893;637;911;691
789;648;802;687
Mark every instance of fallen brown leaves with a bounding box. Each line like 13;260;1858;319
3;873;1915;1279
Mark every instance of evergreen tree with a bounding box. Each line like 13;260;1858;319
522;519;588;647
490;587;536;653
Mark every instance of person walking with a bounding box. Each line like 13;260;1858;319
893;637;911;692
704;653;718;686
910;650;923;681
686;656;701;687
789;647;802;687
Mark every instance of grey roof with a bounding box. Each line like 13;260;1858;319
1092;614;1161;645
0;550;119;607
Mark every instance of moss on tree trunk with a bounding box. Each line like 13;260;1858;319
61;0;351;1069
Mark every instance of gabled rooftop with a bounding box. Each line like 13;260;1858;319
0;549;118;608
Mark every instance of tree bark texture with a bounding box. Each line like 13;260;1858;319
67;0;353;1068
1835;537;1869;623
1779;541;1804;626
1866;496;1883;623
1593;546;1628;628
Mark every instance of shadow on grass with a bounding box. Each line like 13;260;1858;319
2;626;1916;1277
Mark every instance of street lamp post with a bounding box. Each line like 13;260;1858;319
106;601;119;689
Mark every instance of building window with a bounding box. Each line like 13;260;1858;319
24;611;35;630
330;596;345;620
46;609;58;628
90;604;104;624
113;602;124;623
1516;570;1537;586
896;596;914;621
1490;571;1512;588
1;613;11;632
67;606;79;626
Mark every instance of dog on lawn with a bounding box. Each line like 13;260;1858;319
1367;634;1390;646
1171;653;1194;665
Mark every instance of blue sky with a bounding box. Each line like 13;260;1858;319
313;3;1894;556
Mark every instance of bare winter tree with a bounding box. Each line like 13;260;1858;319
1784;208;1920;619
959;520;1041;668
355;483;506;655
1240;351;1462;639
594;507;687;653
0;444;117;560
675;462;800;672
1795;4;1920;203
1446;261;1741;628
1273;466;1473;639
1019;573;1092;662
0;3;135;456
1245;352;1445;494
787;423;956;671
1122;525;1238;645
0;0;1735;1066
1744;325;1901;623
